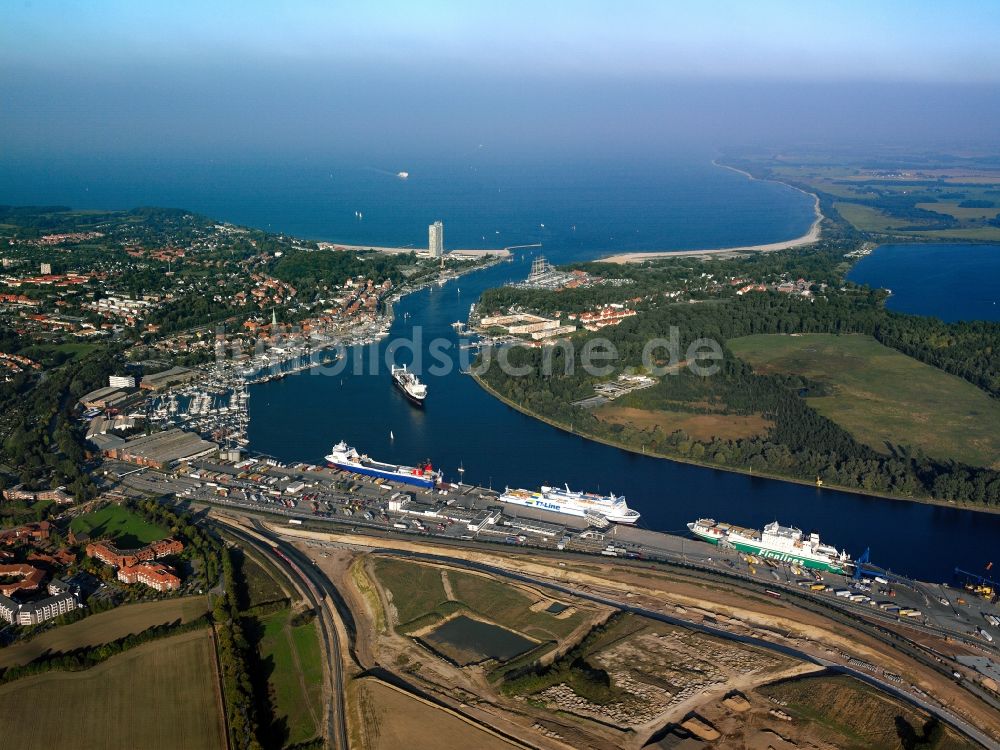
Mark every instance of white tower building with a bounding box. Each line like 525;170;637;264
429;221;444;258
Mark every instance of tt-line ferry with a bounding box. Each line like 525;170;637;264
498;485;640;525
325;441;442;489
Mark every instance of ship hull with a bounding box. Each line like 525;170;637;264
327;460;436;489
392;377;425;406
688;528;846;573
499;493;638;524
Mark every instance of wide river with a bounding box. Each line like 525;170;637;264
3;152;994;582
250;247;1000;584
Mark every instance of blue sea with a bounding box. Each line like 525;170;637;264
3;153;999;582
0;153;812;261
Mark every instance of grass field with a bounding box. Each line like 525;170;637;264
728;333;1000;468
258;609;324;747
834;202;899;232
233;548;288;609
0;628;226;750
916;201;1000;220
70;503;169;547
760;674;976;750
373;557;585;641
595;405;771;441
0;596;210;670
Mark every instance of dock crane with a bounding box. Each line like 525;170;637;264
954;567;999;603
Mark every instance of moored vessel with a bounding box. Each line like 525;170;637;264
687;518;852;573
499;484;639;525
325;441;441;488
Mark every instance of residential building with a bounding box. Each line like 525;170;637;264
0;591;78;625
117;562;181;592
429;221;444;258
108;374;136;389
86;537;184;569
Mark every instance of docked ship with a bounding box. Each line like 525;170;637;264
391;364;426;406
325;441;442;489
498;485;640;525
687;518;852;573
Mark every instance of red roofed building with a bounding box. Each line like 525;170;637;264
0;563;46;597
86;537;183;569
118;563;181;592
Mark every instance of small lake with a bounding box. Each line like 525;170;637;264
848;243;1000;322
422;615;536;665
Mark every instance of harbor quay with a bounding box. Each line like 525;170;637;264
102;448;1000;666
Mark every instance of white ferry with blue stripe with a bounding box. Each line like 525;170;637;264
325;441;442;489
499;485;639;525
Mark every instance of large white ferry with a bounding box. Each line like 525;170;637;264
687;518;852;573
391;364;426;406
498;485;640;525
325;441;441;489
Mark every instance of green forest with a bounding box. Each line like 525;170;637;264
475;241;1000;507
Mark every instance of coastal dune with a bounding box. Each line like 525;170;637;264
601;165;823;263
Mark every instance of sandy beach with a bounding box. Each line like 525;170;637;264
600;163;823;263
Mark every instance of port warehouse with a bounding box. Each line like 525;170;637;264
78;366;198;409
101;429;219;470
114;450;1000;658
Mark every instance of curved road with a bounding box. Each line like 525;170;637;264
217;520;350;750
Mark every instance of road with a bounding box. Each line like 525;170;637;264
214;518;350;750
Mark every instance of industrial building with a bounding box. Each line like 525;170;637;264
79;385;131;409
138;365;198;391
101;428;218;468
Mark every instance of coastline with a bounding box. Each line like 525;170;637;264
600;161;824;264
318;241;510;259
468;371;1000;517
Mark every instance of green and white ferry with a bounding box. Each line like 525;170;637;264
687;518;853;574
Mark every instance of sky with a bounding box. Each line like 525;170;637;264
2;1;1000;162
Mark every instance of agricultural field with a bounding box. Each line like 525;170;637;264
759;674;977;750
355;677;522;750
728;333;1000;469
0;596;210;670
70;503;169;547
0;628;226;750
256;608;324;747
739;155;1000;241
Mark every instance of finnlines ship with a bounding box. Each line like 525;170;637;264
325;441;441;489
499;485;640;525
687;518;852;573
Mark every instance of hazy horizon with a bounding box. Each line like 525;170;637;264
3;2;1000;165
